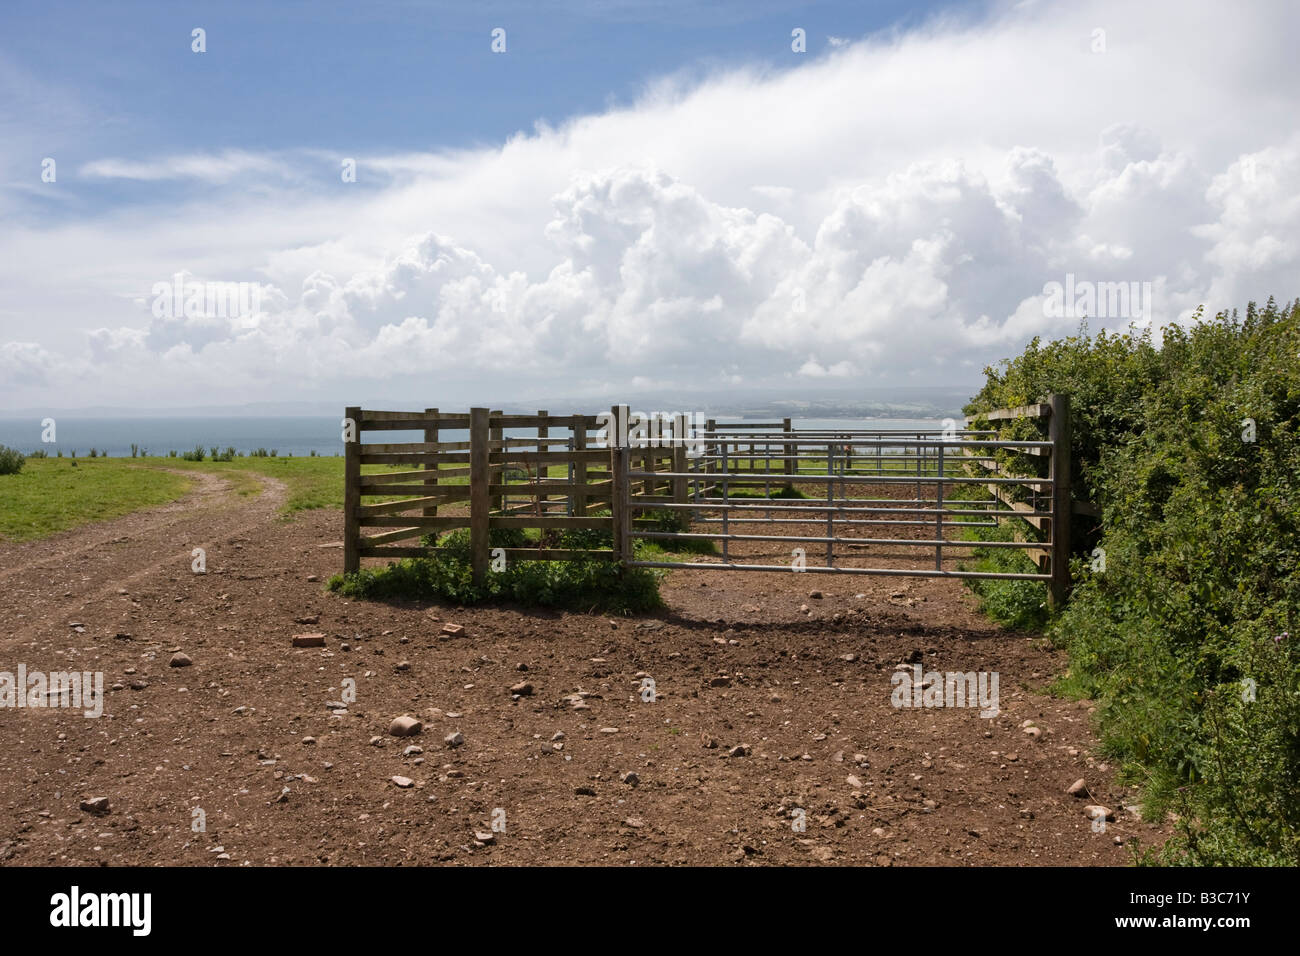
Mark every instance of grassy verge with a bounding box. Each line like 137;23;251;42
0;458;194;542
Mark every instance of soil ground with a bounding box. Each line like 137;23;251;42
0;473;1167;865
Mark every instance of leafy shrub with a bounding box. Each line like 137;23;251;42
0;445;25;475
180;445;206;462
967;298;1300;865
330;525;664;613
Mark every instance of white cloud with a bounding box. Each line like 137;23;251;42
2;0;1299;409
79;150;294;183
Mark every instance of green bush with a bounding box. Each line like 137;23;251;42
954;506;1050;631
329;525;664;613
967;298;1300;865
0;445;25;475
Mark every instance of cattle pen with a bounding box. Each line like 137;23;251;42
341;396;1089;606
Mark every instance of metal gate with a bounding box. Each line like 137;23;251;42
611;395;1077;607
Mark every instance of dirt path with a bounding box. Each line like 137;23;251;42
0;477;1166;866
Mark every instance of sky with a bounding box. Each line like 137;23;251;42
1;0;1297;412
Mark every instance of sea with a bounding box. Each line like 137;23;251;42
0;415;950;458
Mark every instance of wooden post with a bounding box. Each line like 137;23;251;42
783;416;794;491
609;404;631;565
422;407;439;520
536;409;548;514
573;418;588;516
1047;393;1072;608
470;407;491;585
489;409;503;513
672;413;688;507
343;406;361;574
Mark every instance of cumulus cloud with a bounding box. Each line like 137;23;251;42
2;0;1298;409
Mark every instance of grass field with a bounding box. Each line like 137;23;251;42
0;459;196;542
0;456;354;542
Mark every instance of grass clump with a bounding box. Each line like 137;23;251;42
328;527;665;614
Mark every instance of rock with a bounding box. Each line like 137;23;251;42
169;652;193;668
1084;805;1115;822
474;830;496;845
129;680;148;691
1067;779;1089;798
701;733;718;749
369;736;383;747
324;701;348;711
808;590;823;599
403;745;423;756
292;633;326;648
1023;726;1042;738
798;604;810;613
390;776;414;788
727;744;751;758
853;753;869;766
79;797;111;815
389;715;422;737
510;681;534;696
441;623;464;636
302;736;316;745
575;786;597;796
306;575;319;583
839;653;858;662
294;614;320;625
624;817;645;829
444;731;465;748
395;661;411;672
846;774;864;789
709;676;731;687
621;771;640;786
550;731;565;742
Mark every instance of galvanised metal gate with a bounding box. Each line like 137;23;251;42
610;395;1077;607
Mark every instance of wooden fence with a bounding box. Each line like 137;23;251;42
962;394;1096;607
342;406;691;582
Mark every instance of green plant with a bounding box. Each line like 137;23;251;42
330;525;664;613
0;445;25;475
967;298;1300;865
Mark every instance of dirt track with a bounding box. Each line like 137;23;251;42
0;474;1167;865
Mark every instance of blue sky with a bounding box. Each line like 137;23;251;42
2;0;1297;411
8;0;975;220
